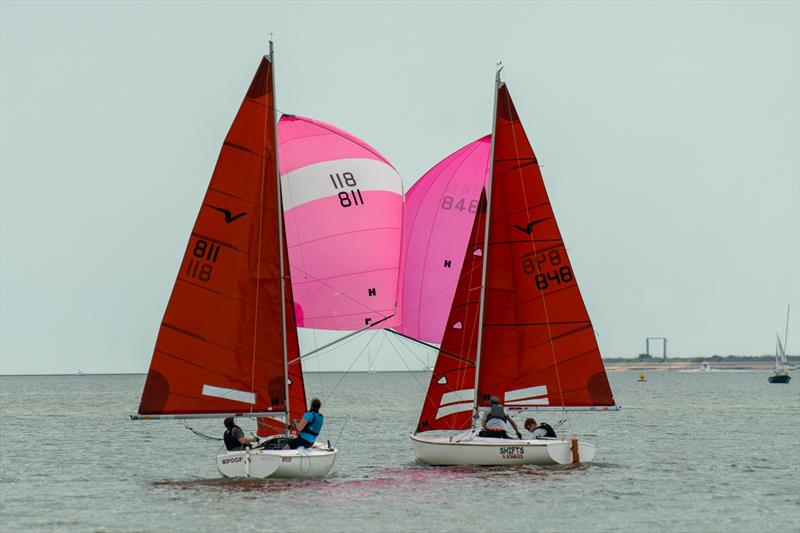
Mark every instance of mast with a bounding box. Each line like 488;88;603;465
783;305;791;366
271;40;291;427
472;65;502;426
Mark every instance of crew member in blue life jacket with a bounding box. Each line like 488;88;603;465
478;396;522;439
284;398;324;449
524;417;558;439
223;417;259;451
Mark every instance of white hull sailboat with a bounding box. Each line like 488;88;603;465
217;437;337;478
402;67;618;466
217;442;337;480
769;306;792;384
132;43;340;479
410;432;595;466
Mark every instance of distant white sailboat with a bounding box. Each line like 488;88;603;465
678;361;712;373
768;306;792;384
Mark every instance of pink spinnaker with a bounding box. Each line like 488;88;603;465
278;115;402;330
396;136;491;343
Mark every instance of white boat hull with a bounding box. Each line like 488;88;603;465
216;443;337;479
410;432;596;466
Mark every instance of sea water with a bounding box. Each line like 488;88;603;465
1;371;798;532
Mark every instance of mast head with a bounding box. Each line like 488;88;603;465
495;62;503;85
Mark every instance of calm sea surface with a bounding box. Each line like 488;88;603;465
1;371;798;532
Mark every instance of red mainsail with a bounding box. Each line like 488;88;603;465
416;81;615;432
137;56;306;421
476;83;614;410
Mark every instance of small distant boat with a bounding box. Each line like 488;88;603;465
677;361;713;373
77;370;86;376
768;306;792;384
638;374;647;382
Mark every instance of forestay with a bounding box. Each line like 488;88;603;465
278;116;403;331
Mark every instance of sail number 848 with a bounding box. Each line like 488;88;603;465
533;266;573;290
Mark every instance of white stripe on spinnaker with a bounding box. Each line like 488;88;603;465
281;158;402;210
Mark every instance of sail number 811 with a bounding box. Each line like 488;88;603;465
185;239;219;282
330;172;365;208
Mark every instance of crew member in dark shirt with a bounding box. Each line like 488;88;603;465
223;417;258;451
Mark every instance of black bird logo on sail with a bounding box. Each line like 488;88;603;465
208;205;247;223
512;217;549;235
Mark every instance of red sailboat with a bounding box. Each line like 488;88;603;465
132;43;336;478
410;67;618;465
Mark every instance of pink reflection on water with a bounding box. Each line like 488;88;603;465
151;462;590;498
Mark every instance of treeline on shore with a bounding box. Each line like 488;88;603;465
604;354;799;363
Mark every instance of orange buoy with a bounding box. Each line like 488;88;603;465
570;437;580;464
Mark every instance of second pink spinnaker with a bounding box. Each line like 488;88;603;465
396;136;491;343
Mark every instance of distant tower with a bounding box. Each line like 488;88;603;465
646;337;668;361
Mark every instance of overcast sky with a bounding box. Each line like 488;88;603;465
1;1;798;374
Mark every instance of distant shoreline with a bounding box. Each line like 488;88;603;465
2;360;796;377
604;362;779;371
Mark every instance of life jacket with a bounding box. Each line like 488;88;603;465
223;425;242;451
535;422;557;438
486;404;508;423
299;411;323;443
